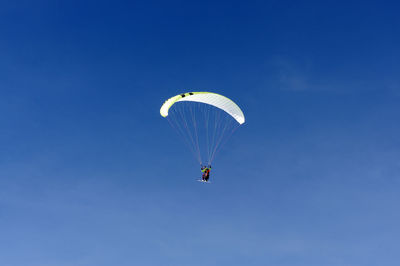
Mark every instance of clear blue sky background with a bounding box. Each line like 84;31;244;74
1;1;400;265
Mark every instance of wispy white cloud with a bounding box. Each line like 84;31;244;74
269;55;400;94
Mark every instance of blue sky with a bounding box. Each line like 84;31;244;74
1;0;400;265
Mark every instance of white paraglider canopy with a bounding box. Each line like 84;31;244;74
160;91;245;165
160;92;245;124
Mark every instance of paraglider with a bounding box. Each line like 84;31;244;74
160;92;245;182
201;165;212;182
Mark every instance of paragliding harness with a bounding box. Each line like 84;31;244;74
201;165;211;182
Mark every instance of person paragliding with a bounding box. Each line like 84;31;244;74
160;91;245;183
201;165;212;182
